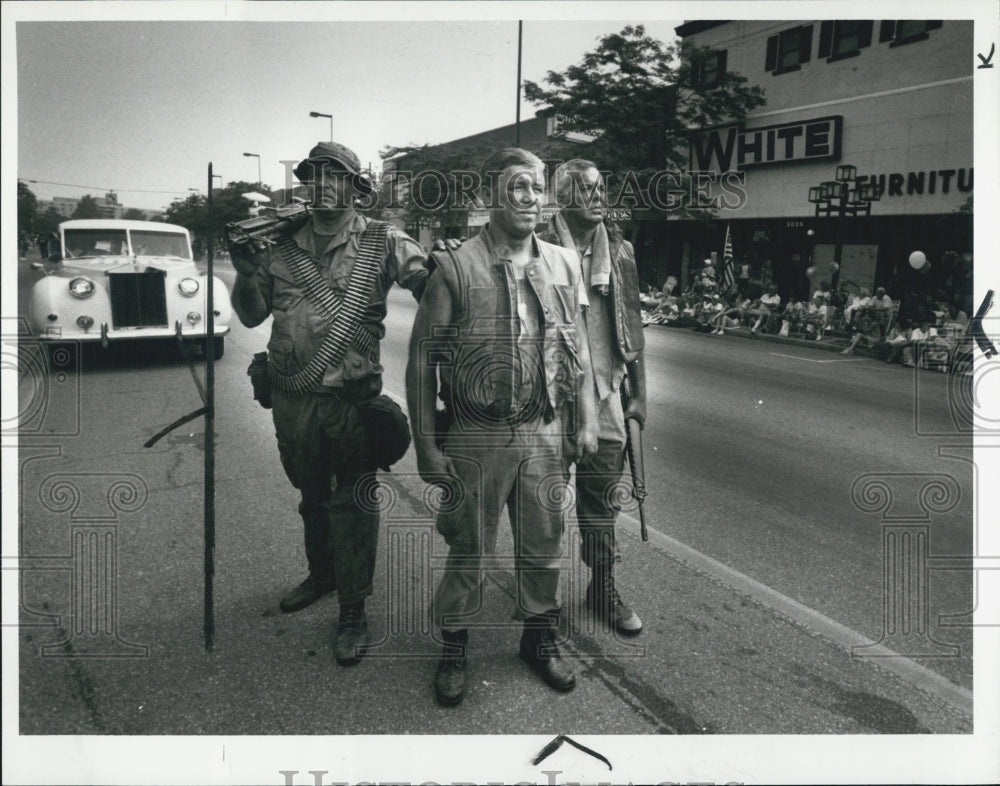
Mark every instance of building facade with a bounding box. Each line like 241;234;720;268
379;114;590;247
670;19;973;311
39;192;130;220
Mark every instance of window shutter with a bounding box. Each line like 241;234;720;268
858;20;874;48
765;34;778;71
879;21;896;42
926;21;943;30
799;24;814;63
818;21;834;58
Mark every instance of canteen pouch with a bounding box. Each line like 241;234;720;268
248;351;274;409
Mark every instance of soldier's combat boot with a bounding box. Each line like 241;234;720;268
279;575;335;613
519;612;576;692
586;563;643;635
334;602;370;666
434;629;469;707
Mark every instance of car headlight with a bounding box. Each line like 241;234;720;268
178;278;200;297
68;277;96;299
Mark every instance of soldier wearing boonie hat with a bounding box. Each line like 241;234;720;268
228;140;429;666
294;140;374;198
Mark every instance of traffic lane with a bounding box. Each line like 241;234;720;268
636;328;972;686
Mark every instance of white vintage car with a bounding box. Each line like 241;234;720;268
28;219;232;358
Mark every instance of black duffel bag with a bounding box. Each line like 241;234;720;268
356;394;412;471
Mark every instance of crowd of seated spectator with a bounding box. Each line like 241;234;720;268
710;293;752;334
639;262;970;372
748;284;781;334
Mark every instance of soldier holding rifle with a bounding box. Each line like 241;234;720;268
541;159;648;636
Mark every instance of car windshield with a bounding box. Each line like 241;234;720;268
129;230;191;259
63;229;129;258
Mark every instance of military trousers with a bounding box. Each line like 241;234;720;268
433;414;570;630
575;390;628;568
271;387;379;607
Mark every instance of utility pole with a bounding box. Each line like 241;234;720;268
515;20;523;147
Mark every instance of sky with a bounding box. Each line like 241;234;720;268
14;13;683;211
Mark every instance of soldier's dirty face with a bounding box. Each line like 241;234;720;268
315;163;358;210
491;164;545;240
562;166;605;227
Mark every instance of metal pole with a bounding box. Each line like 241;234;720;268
515;20;523;146
834;191;845;289
328;117;333;142
204;162;216;651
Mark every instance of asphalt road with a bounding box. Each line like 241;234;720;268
12;258;977;745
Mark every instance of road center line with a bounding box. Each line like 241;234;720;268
769;352;862;364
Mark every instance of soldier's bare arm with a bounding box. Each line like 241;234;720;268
406;272;457;484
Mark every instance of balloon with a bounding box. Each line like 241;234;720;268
909;251;927;269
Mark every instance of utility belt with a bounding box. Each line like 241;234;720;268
242;219;410;471
247;344;378;410
438;384;549;433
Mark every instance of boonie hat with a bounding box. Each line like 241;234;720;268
294;141;373;194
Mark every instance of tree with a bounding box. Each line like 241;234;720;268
35;206;65;237
523;25;766;217
377;142;496;238
18;180;38;234
72;194;103;219
164;180;267;257
123;208;147;220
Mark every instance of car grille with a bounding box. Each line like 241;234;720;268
109;270;168;328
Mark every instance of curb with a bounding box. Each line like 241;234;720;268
648;322;869;356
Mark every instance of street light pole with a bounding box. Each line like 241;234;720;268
515;21;523;147
807;164;881;290
309;111;333;142
243;152;261;187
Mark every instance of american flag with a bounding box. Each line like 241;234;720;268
722;223;735;293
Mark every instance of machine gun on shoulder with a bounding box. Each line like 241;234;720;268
225;202;312;248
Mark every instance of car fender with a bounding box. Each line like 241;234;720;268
27;272;112;339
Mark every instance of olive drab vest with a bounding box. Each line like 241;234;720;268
429;227;584;422
540;222;645;362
